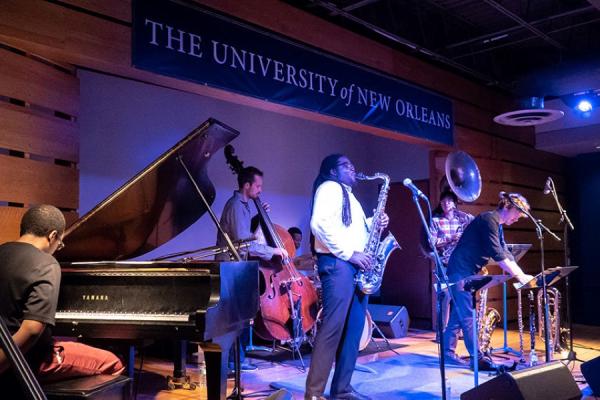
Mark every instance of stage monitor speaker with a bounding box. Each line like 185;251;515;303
582;355;600;395
367;304;409;338
460;361;581;400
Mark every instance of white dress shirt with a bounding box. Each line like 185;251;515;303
311;181;371;261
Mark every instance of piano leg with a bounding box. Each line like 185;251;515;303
167;340;197;390
174;340;187;380
203;331;236;400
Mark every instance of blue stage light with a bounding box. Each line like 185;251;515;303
576;99;593;113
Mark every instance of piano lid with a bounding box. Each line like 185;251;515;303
58;118;239;262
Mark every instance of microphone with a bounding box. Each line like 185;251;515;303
403;178;427;200
543;177;553;195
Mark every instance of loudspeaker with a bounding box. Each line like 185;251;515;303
367;304;409;338
582;355;600;395
460;362;581;400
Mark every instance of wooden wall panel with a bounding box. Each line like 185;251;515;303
0;103;78;162
453;126;493;158
0;155;78;209
0;206;78;244
0;206;27;244
0;11;80;244
61;0;131;22
0;48;79;116
454;102;535;145
494;138;566;174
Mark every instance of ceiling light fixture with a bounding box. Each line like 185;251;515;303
493;96;564;126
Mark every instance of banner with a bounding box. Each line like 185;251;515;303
132;0;453;144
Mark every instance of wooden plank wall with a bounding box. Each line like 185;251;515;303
0;0;567;322
0;45;79;243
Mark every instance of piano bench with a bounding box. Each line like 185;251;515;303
43;375;131;400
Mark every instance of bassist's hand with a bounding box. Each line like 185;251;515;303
349;251;372;271
272;247;289;259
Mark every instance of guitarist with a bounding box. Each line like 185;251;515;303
215;165;288;369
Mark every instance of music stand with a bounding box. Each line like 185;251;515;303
512;266;578;290
487;243;531;358
457;274;511;387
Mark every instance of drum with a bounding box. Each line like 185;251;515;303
359;310;373;351
310;308;372;351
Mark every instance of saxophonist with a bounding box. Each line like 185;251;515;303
305;154;388;400
443;192;533;370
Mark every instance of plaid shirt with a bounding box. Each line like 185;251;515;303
430;210;474;265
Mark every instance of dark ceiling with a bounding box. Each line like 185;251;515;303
284;0;600;98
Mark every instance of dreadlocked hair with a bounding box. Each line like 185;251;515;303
312;154;352;226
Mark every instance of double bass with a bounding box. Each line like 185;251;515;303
224;145;318;341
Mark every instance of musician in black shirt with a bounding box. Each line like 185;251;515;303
0;205;124;394
443;193;533;368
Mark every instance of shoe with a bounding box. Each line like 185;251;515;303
443;352;469;367
240;362;257;371
470;355;497;372
304;395;327;400
332;389;372;400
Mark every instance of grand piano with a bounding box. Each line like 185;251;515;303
53;118;259;400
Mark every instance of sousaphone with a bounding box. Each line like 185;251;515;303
444;151;482;202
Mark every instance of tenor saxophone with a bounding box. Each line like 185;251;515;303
355;172;401;294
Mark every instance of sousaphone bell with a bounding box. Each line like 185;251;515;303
444;151;482;203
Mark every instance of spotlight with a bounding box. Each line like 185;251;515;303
562;89;600;116
576;99;593;113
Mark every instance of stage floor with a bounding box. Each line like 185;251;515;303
134;324;599;399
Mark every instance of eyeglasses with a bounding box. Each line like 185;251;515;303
336;161;354;169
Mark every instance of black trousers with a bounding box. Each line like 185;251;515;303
443;281;478;358
305;254;368;398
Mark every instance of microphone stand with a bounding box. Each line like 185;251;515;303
515;203;561;363
409;190;459;399
547;180;582;364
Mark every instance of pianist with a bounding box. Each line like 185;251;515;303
0;205;124;391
